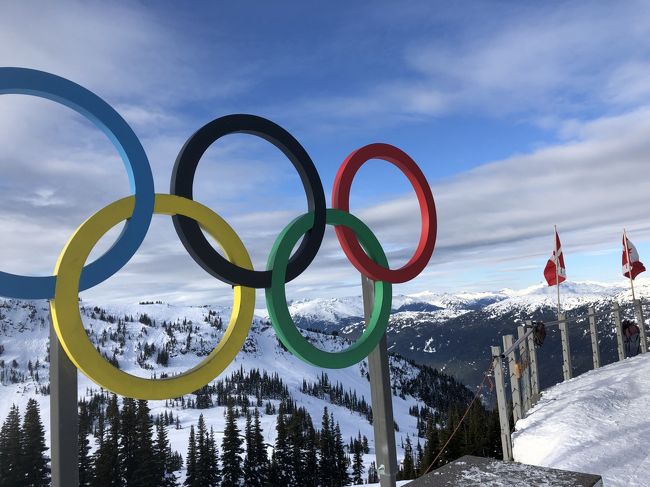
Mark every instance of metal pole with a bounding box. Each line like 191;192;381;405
362;276;397;487
525;320;540;403
49;316;79;487
558;312;572;380
612;302;626;361
517;326;531;413
588;307;600;369
554;225;561;317
492;346;513;461
634;299;647;353
502;334;522;423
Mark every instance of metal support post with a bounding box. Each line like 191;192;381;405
50;317;79;487
634;299;647;354
517;326;531;414
362;276;397;487
558;313;572;380
612;302;626;361
525;320;540;404
502;334;522;423
588;307;600;369
492;346;513;461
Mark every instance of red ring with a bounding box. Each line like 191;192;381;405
332;143;437;283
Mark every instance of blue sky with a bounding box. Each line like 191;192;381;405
0;1;649;304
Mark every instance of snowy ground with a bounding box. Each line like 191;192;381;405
513;352;650;486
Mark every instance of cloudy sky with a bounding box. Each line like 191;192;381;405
1;1;649;305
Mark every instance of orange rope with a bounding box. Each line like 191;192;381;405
421;361;494;476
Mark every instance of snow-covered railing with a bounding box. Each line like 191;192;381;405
491;299;648;461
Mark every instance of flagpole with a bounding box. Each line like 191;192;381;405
624;228;637;302
555;225;561;317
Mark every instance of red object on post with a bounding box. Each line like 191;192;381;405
623;235;646;280
544;229;566;286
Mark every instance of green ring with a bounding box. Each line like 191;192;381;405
265;208;392;368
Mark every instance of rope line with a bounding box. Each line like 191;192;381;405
420;360;495;477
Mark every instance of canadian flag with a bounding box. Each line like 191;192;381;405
544;228;566;286
622;233;646;280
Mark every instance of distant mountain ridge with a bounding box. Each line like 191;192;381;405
278;279;650;389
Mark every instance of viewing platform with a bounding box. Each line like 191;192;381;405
408;455;603;486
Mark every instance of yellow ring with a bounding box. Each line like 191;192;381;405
50;194;255;399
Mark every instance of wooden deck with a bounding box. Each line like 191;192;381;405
406;456;603;486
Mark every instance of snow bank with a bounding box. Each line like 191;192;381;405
513;353;650;486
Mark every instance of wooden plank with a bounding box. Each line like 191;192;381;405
612;302;625;361
49;318;79;487
634;299;647;354
558;312;572;380
503;334;522;423
517;326;531;413
588;306;600;369
525;320;540;403
362;275;397;487
491;346;512;461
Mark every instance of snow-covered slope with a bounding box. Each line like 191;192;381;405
513;352;650;487
0;298;469;482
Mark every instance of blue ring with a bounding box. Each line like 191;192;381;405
0;68;155;299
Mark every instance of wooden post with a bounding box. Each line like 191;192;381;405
502;334;522;423
492;346;513;461
525;320;540;404
361;276;397;487
634;299;647;354
517;326;531;414
612;302;626;361
49;318;79;487
588;306;600;369
558;313;572;380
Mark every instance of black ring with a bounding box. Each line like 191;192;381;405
170;114;327;288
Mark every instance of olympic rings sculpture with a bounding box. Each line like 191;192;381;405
0;68;437;399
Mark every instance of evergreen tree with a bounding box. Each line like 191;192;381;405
303;419;318;487
270;410;292;485
244;410;268;486
421;414;438;472
286;409;305;484
195;414;209;483
399;436;415;480
221;402;244;487
154;419;178;487
333;420;349;486
367;461;379;484
205;427;221;486
119;398;139;485
21;399;50;486
132;400;157;487
78;400;93;486
351;434;364;484
318;407;334;487
93;394;121;487
0;405;23;487
184;425;198;487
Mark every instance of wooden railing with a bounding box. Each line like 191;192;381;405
491;299;647;461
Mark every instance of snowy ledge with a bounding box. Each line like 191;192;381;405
513;352;650;487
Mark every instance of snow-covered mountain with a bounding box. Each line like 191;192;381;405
0;298;472;483
281;279;650;390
